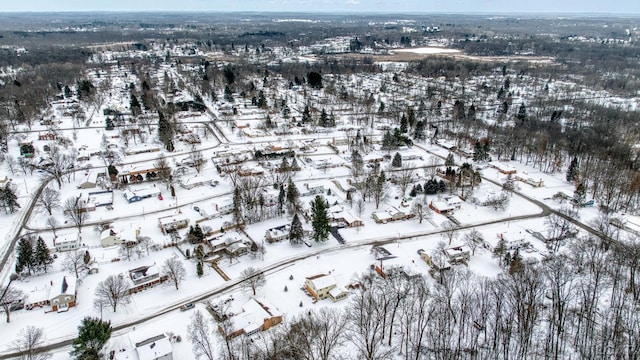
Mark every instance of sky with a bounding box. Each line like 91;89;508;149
2;0;639;14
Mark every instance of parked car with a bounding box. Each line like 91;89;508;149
180;303;195;311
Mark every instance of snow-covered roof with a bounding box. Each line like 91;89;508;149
307;274;336;290
231;298;281;335
48;276;77;300
134;333;172;360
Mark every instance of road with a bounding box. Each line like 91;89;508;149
0;101;615;359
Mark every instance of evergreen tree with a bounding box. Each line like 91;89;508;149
407;107;416;128
509;249;524;275
1;182;20;214
277;184;286;215
392;152;402;168
157;111;174;152
224;85;233;102
232;187;244;228
413;120;425;140
302;105;312;123
16;237;34;275
573;183;587;207
400;114;408;133
445;153;456;167
35;236;51;273
516;103;527;123
286;180;300;214
320;109;329;127
566;156;579;182
467;104;476;120
289;213;304;245
70;317;112;360
196;261;203;277
310;196;330;242
83;250;91;265
473;139;490;162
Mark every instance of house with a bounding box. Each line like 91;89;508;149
179;174;217;190
158;214;189;234
264;224;311;243
123;186;161;203
301;182;325;197
371;206;413;223
489;161;517;175
444;245;471;264
49;276;77;312
100;227;140;247
328;205;363;228
305;274;349;302
124;144;161;156
134;334;173;360
77;170;105;189
429;200;455;214
127;265;169;294
220;298;282;339
53;233;81;252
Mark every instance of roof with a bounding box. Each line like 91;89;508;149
328;286;348;298
307;274;336;290
48;276;77;300
135;334;172;360
158;214;189;226
231;298;281;335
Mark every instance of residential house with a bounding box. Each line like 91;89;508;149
49;276;77;312
179;174;217;190
134;334;173;360
371;206;413;224
123;186;161;203
328;205;363;228
264;224;311;243
158;214;189;234
489;161;517;175
77;170;105;189
53;233;81;252
301;182;325;197
444;245;471;264
220;298;282;339
305;274;349;302
127;265;169;294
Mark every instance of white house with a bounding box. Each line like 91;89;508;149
158;214;189;234
134;334;173;360
53;233;81;252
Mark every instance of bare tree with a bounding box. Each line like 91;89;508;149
11;326;51;360
187;310;216;360
95;275;131;312
154;154;172;189
162;257;186;290
62;250;88;278
240;267;266;296
45;216;59;237
63;196;89;233
441;220;458;245
396;162;415;197
136;235;153;256
463;228;484;255
191;148;206;174
0;275;23;323
36;187;61;216
32;144;74;189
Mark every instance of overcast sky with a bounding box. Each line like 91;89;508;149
2;0;638;14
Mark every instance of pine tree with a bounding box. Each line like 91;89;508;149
320;109;329;127
16;237;34;275
2;182;20;214
289;213;304;245
400;114;408;133
302;105;312;123
196;261;203;277
34;237;51;273
232;187;244;228
566;156;579;182
392;152;402;168
311;196;330;242
445;153;456;167
83;250;91;265
286;179;300;214
407;107;416;128
277;184;286;215
70;317;112;360
573;183;587;207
